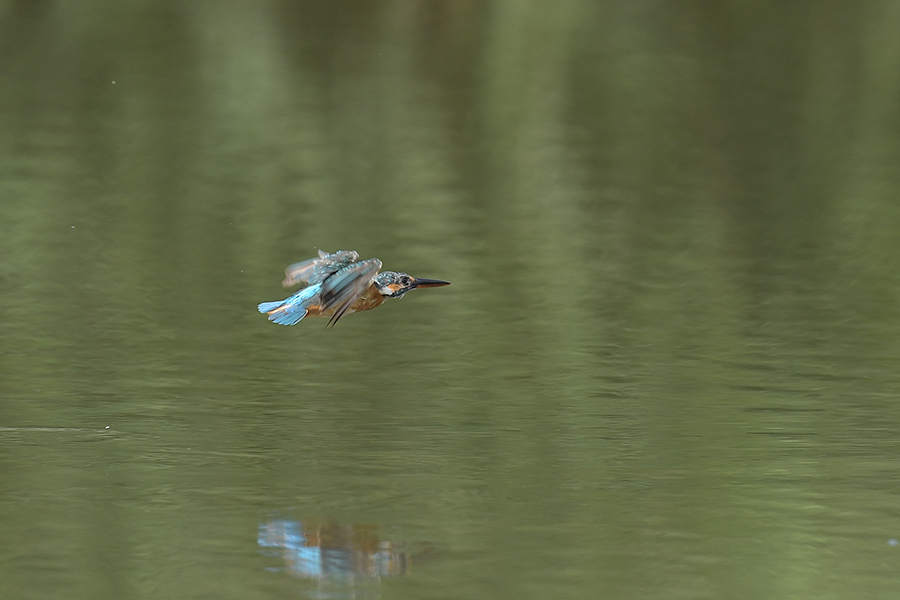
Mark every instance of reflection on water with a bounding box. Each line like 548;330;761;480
259;517;410;599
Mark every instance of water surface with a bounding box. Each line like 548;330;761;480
2;2;900;599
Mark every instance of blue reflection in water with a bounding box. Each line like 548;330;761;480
258;518;409;583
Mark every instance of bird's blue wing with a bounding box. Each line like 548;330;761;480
319;258;382;328
282;250;360;287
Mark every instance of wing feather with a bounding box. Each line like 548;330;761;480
282;250;360;287
319;258;382;328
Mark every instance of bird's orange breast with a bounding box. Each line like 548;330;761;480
305;284;385;318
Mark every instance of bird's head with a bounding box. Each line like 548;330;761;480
374;271;451;298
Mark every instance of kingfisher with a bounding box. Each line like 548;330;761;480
258;250;451;327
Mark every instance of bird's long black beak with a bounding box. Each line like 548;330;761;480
412;277;451;288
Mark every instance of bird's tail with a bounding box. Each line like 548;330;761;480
257;299;309;326
257;301;284;313
259;284;321;326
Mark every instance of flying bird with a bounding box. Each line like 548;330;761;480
258;250;450;328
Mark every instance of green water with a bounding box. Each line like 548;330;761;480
2;2;900;599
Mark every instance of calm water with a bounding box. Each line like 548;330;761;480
3;2;900;599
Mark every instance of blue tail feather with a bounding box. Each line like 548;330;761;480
258;301;284;313
270;307;308;325
258;284;319;326
258;300;309;326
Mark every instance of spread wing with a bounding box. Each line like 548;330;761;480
282;250;360;287
319;258;382;328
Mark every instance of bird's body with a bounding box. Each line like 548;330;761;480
258;250;450;327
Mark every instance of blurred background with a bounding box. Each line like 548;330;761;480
2;1;900;599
